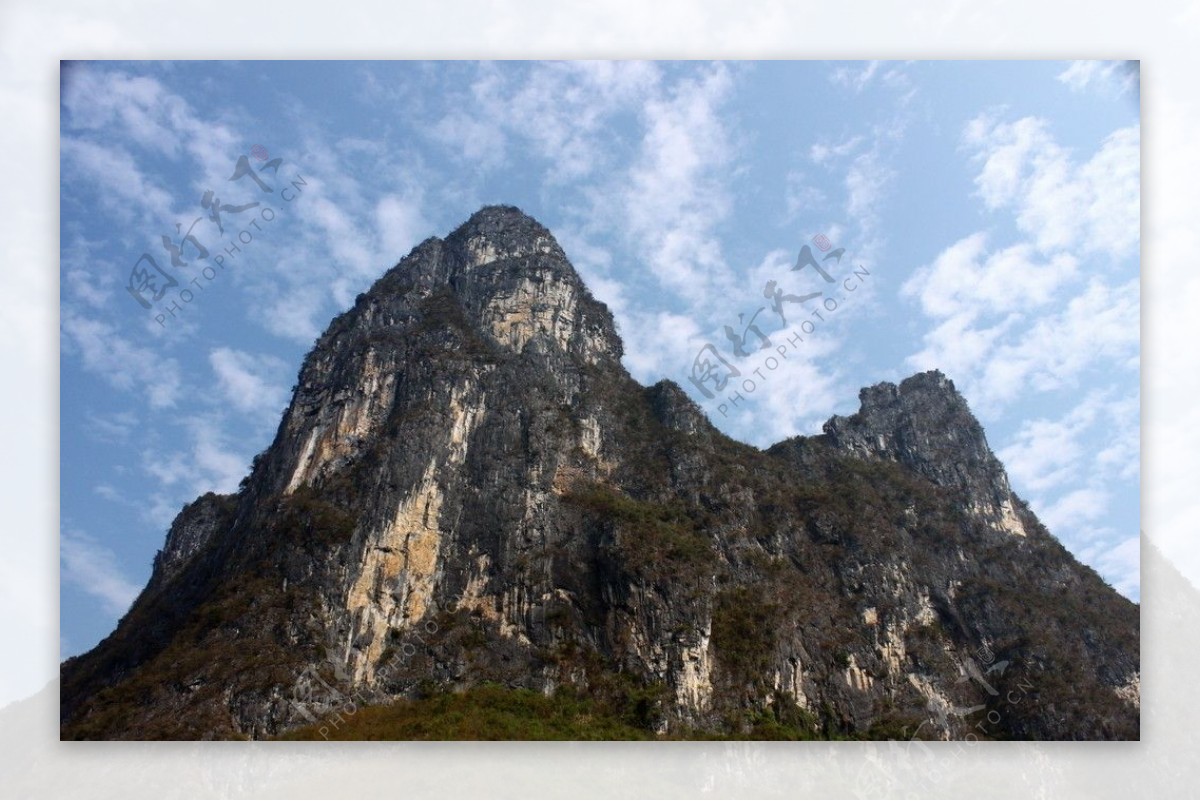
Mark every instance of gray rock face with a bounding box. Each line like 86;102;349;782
150;493;234;588
60;206;1139;740
820;371;1031;539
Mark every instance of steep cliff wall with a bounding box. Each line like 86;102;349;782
60;206;1139;740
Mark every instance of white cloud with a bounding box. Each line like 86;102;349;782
93;483;125;503
259;284;326;344
1076;126;1142;257
142;415;249;507
61;65;246;221
999;394;1107;493
1057;60;1139;98
374;192;429;267
965;114;1140;259
62;68;184;157
60;137;177;225
844;148;895;236
83;410;139;444
60;529;140;617
902;232;1078;319
61;63;430;356
620;309;706;386
621;63;736;304
905;231;1137;413
61;312;182;408
210;125;432;344
433;60;661;183
1078;534;1141;600
61;231;118;308
976;277;1138;407
810;135;863;166
783;170;827;218
209;347;289;420
728;339;844;445
432;108;508;169
1039;486;1109;533
830;61;881;92
905;310;1015;384
829;61;916;104
688;248;855;445
1095;393;1140;481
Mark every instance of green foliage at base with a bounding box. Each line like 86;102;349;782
277;683;655;740
276;682;847;741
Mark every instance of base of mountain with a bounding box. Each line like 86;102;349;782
275;682;939;741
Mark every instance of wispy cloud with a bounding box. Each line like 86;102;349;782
906;113;1140;415
907;274;1137;414
620;62;736;306
60;530;140;617
999;394;1104;493
209;347;289;421
844;147;895;242
903;233;1078;319
432;61;661;184
60;64;249;245
996;388;1138;591
783;170;828;219
1057;60;1139;98
965;114;1140;259
830;61;881;92
829;61;917;105
141;414;250;522
1040;486;1110;532
1078;534;1141;600
59;137;177;226
61;311;182;408
809;135;863;166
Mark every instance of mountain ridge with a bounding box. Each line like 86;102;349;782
60;205;1139;740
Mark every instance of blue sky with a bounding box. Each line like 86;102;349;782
59;60;1141;660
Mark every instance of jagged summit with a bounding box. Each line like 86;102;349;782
819;369;1028;535
60;208;1138;741
445;204;569;262
822;370;995;479
332;204;622;370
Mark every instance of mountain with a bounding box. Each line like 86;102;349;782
59;205;1139;740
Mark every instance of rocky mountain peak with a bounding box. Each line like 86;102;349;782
60;211;1139;742
823;370;980;463
445;204;569;266
342;204;622;367
821;369;1027;537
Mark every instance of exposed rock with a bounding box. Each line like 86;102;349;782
150;492;235;587
60;205;1139;741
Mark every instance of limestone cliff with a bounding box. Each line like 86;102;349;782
60;206;1139;740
